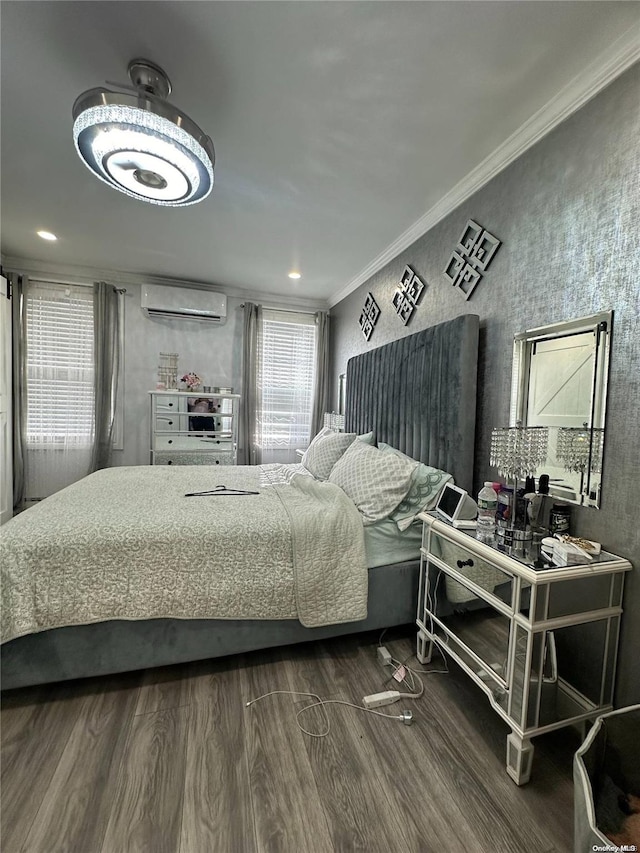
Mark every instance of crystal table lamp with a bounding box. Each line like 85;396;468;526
556;427;603;475
323;412;345;431
556;426;604;499
490;426;549;537
490;426;549;481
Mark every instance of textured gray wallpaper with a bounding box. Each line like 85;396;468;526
113;284;244;467
330;64;640;706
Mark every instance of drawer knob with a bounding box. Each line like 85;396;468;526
168;402;173;407
168;420;173;426
457;558;474;569
215;459;220;464
167;460;173;465
168;439;173;445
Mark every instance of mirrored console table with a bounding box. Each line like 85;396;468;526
416;511;632;785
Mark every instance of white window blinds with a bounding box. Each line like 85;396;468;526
257;309;317;451
25;281;95;445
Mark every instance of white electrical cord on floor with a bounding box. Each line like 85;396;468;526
389;651;449;680
245;690;413;738
378;600;449;680
248;611;452;739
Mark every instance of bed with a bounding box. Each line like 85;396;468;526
1;314;479;690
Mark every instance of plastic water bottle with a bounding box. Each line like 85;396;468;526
476;482;498;543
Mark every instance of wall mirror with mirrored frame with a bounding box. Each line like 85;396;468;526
510;311;612;508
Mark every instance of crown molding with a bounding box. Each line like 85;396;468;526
328;24;640;308
0;255;329;312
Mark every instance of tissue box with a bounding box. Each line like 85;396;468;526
553;541;590;566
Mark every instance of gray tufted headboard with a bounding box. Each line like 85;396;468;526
344;315;479;493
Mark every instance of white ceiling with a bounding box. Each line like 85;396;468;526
1;1;639;308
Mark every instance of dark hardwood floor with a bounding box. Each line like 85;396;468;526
1;628;578;853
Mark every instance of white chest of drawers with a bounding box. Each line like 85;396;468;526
149;391;240;466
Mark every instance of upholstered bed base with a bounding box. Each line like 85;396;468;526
1;562;418;690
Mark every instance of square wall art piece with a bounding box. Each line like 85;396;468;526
359;292;380;341
443;219;501;300
392;265;426;326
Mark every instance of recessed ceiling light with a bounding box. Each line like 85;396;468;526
288;271;301;280
37;230;58;241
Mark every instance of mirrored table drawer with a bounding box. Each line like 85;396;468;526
428;531;514;608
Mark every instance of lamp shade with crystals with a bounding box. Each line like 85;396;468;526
490;425;549;481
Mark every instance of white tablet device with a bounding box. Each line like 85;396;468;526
435;483;478;527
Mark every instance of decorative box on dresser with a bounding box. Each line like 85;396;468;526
149;391;240;466
416;510;632;785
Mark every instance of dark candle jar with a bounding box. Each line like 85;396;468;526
550;503;571;536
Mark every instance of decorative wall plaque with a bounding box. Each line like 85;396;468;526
358;292;380;341
392;265;426;325
443;219;501;300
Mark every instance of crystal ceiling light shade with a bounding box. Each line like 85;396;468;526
72;59;214;206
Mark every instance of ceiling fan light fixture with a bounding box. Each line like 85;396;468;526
72;59;214;207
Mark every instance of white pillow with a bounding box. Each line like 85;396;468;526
328;440;417;525
302;430;356;480
378;443;453;530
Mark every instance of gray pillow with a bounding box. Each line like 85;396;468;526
302;430;356;480
328;440;416;525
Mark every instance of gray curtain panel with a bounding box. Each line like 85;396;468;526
239;301;261;465
11;274;27;510
310;310;330;437
90;282;120;472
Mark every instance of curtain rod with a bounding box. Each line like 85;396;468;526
14;276;128;294
238;303;321;316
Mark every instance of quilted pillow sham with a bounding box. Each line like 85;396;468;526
378;442;453;531
302;430;356;480
328;440;417;525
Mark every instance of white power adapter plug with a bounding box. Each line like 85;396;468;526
362;690;401;709
377;646;393;667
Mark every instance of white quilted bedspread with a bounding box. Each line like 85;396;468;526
0;465;368;643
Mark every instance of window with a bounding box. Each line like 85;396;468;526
257;310;316;456
25;281;94;446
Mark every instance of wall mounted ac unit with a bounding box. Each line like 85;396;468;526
141;284;227;323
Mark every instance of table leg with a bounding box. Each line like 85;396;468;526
416;630;433;664
506;731;534;785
